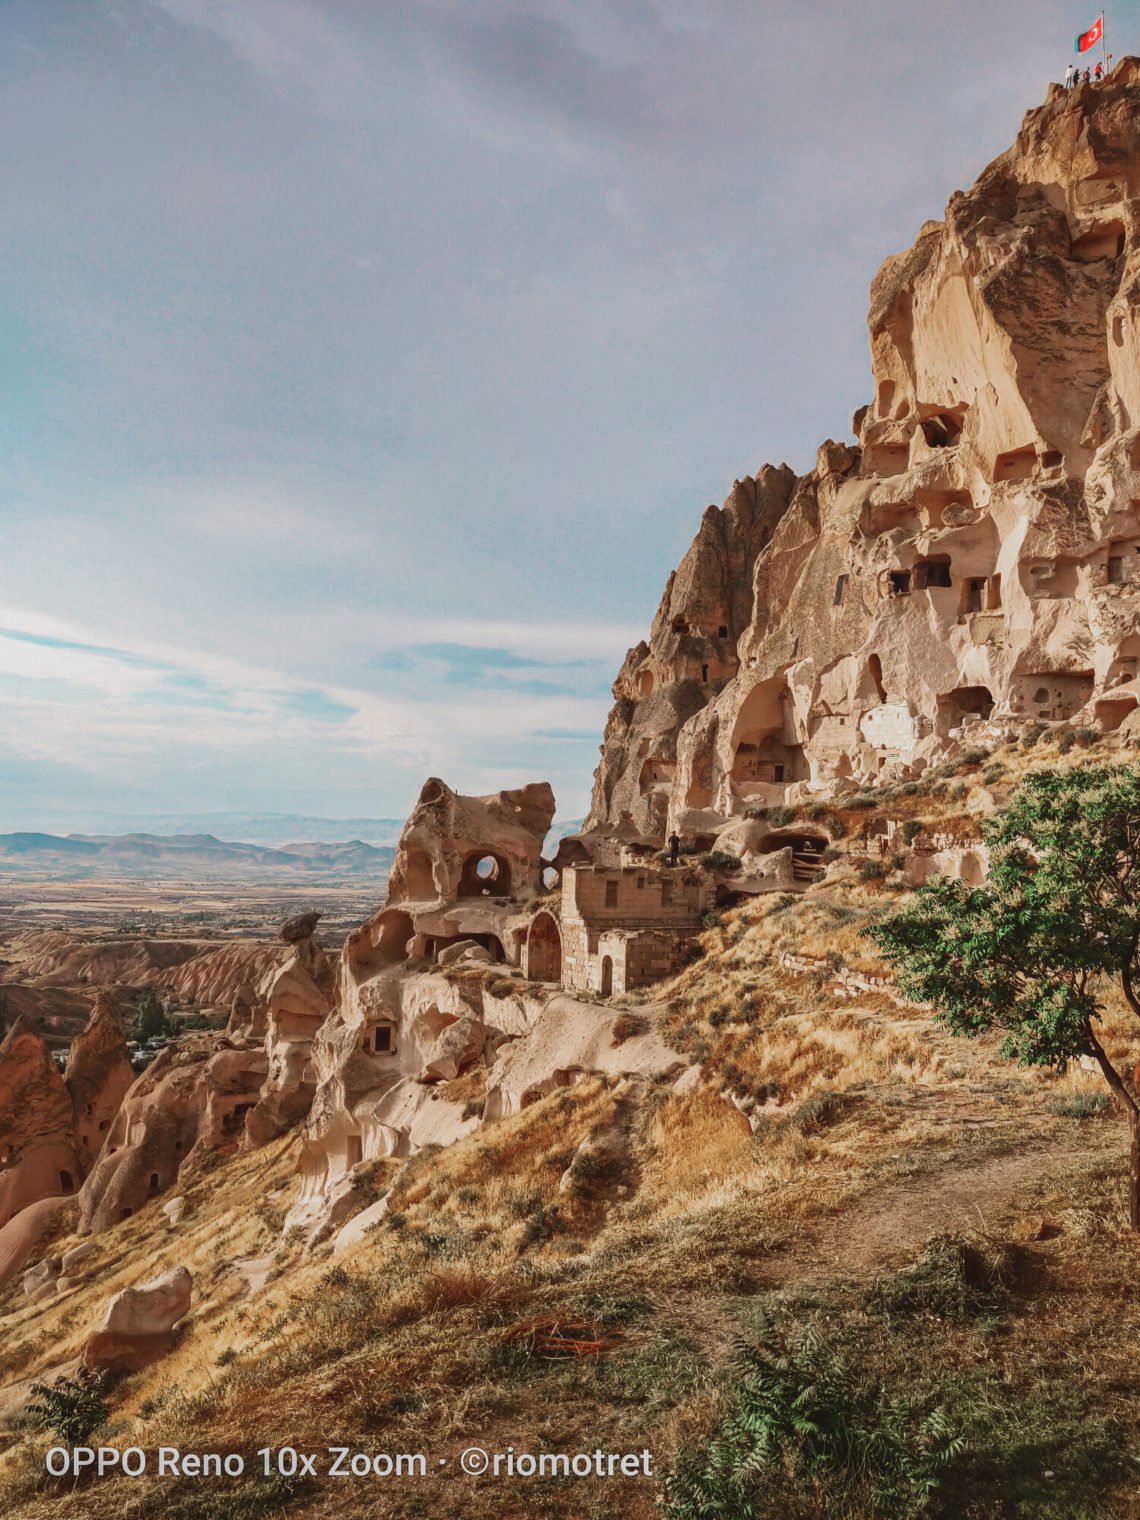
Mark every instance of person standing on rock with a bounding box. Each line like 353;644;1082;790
1095;60;1103;81
1066;63;1075;87
669;831;681;867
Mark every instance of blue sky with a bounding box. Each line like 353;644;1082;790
0;0;1093;827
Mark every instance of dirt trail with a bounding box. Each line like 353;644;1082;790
779;1126;1122;1278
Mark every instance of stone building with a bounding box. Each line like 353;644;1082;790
523;864;709;996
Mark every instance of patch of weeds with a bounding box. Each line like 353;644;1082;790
1021;721;1049;748
868;1233;1013;1321
767;804;798;826
664;1323;962;1520
612;1013;647;1044
795;1091;850;1132
860;859;887;881
1047;1092;1111;1119
699;851;739;873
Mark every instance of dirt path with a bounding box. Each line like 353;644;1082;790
777;1125;1121;1278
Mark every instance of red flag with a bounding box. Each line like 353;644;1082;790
1076;15;1103;52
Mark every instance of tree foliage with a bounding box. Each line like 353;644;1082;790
871;764;1140;1222
131;989;170;1044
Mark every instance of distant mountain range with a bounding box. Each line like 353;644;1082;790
0;831;395;880
0;812;407;847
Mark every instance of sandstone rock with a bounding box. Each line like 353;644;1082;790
83;1265;191;1372
332;1195;389;1254
436;939;482;966
0;1017;82;1230
23;1255;60;1295
279;911;321;944
98;1264;192;1335
419;1015;485;1082
64;991;134;1173
161;1195;187;1226
586;71;1140;851
61;1240;96;1271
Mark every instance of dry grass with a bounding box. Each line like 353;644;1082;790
5;740;1140;1518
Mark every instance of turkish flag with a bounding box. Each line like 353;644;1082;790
1076;15;1103;52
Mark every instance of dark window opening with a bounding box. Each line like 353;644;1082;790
661;879;673;906
604;879;618;909
1109;555;1124;584
59;1170;74;1194
120;1208;133;1220
920;411;963;447
701;664;709;683
149;1172;160;1191
914;557;952;590
671;615;687;633
889;570;911;596
834;574;848;606
965;577;985;613
718;624;728;639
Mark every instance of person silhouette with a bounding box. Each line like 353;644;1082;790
1066;63;1075;87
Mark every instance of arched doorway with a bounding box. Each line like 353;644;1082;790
600;956;613;997
526;912;562;983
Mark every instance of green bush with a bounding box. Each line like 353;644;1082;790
664;1326;962;1520
699;850;739;873
901;819;925;844
860;859;887;881
767;804;797;827
27;1368;111;1445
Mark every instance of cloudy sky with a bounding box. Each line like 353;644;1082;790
1;0;1084;830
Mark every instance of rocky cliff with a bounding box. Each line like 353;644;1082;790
589;67;1140;844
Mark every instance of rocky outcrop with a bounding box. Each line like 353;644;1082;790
0;1018;82;1229
589;65;1140;846
76;1038;267;1235
586;467;797;841
245;922;334;1144
82;1265;192;1372
64;992;134;1173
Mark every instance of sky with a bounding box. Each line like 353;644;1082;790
0;0;1104;831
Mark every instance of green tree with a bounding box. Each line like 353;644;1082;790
132;989;170;1044
871;764;1140;1228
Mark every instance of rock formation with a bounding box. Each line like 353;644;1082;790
588;67;1140;848
0;1018;82;1229
63;991;134;1173
82;1264;192;1372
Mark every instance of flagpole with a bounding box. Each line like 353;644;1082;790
1103;8;1108;75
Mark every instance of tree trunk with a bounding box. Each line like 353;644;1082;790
1131;1109;1140;1233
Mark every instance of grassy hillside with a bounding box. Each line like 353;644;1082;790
3;734;1140;1519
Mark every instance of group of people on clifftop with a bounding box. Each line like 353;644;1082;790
1066;61;1104;85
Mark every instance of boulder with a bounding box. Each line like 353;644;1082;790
279;912;321;945
82;1265;192;1373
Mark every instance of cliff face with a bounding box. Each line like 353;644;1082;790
589;66;1140;842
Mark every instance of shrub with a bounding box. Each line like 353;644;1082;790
461;1099;482;1120
860;859;887;881
1047;1091;1112;1119
824;811;847;838
27;1368;111;1445
961;745;990;766
664;1325;962;1520
982;763;1005;785
486;977;515;998
699;850;739;873
1021;721;1048;748
743;804;768;820
846;793;878;809
901;819;925;844
611;1013;646;1044
869;1233;1012;1320
766;804;797;826
795;1091;849;1132
1075;726;1099;745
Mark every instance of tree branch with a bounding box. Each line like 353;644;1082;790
1086;1023;1140;1117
